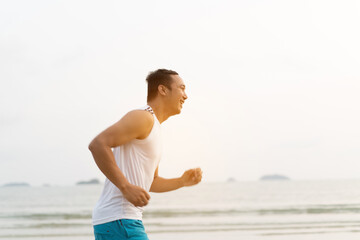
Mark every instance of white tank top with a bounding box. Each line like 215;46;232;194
92;105;162;225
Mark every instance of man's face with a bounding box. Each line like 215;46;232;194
166;75;188;115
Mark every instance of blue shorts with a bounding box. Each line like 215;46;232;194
94;219;149;240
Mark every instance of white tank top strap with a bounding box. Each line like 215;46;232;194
144;105;154;115
138;105;160;125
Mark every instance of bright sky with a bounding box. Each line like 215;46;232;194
1;0;359;186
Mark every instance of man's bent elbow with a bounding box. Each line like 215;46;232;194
88;138;102;153
149;177;158;193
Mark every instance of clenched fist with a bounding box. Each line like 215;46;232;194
181;168;203;187
121;183;151;207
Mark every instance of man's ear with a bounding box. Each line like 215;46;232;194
158;85;167;96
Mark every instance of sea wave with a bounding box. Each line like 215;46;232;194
0;212;91;220
144;204;360;218
1;203;360;221
0;204;360;224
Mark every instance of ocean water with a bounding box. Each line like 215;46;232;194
1;180;360;240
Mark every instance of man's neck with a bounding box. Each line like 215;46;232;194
147;101;170;124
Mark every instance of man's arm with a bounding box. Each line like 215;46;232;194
149;166;202;193
88;110;154;207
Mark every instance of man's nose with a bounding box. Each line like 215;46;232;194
184;92;188;100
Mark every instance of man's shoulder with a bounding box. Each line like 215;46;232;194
122;109;154;127
119;109;154;140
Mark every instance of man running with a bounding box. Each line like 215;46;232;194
89;69;203;240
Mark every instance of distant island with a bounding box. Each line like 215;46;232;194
2;182;30;187
260;174;290;181
227;177;236;182
76;178;101;185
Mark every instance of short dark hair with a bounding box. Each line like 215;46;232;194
146;69;179;102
